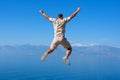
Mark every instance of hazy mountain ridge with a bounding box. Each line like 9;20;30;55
0;45;120;56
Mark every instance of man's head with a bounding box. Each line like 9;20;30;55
58;13;63;19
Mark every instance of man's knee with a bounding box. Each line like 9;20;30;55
47;48;55;54
48;48;55;53
67;47;72;51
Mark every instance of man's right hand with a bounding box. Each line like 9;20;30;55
39;10;50;20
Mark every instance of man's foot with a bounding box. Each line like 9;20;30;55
41;52;48;61
62;56;71;66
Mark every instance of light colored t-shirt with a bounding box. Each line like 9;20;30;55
49;17;71;38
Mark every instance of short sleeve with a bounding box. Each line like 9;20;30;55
48;18;56;22
64;17;71;22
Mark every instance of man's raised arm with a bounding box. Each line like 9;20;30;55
39;10;50;20
69;7;80;19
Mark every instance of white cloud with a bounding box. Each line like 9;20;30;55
72;43;96;47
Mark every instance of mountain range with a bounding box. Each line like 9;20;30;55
0;44;120;57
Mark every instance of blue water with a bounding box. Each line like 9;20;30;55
0;52;120;80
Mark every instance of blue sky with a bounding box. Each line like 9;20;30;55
0;0;120;47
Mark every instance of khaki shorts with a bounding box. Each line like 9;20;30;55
50;37;71;49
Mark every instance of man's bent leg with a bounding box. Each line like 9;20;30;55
41;48;55;61
62;47;72;66
66;47;72;59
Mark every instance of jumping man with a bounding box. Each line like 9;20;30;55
40;7;80;65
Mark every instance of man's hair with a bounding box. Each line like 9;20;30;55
58;13;63;18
